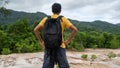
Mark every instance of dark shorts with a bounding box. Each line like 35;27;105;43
42;47;70;68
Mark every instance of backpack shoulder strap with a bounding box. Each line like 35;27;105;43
57;15;63;22
46;15;63;22
45;16;51;23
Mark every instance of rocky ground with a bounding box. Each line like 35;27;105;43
0;49;120;68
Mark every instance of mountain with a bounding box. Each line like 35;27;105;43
70;20;120;34
90;20;120;33
0;9;120;34
116;23;120;26
0;10;47;25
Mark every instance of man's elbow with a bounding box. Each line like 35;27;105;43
72;26;77;33
74;27;78;33
34;28;37;33
70;25;78;33
34;25;42;33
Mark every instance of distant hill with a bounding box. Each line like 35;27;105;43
0;10;47;25
116;23;120;26
70;20;120;34
0;9;120;34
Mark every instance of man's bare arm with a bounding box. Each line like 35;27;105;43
34;25;45;48
64;25;78;45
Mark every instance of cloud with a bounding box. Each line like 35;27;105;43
58;0;113;10
4;0;120;24
60;0;120;24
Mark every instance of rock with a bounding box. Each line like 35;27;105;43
2;56;16;67
26;57;43;64
114;60;120;66
117;53;120;57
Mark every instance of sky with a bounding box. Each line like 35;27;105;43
2;0;120;24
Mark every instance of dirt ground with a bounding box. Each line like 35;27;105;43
0;48;120;68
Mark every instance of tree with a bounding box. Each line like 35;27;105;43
97;34;105;48
0;0;10;16
6;18;43;53
110;38;119;49
0;30;10;54
8;18;30;35
75;32;87;48
116;35;120;47
102;32;114;48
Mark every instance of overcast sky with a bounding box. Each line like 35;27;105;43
3;0;120;24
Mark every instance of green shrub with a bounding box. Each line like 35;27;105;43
91;54;97;61
2;48;11;55
81;54;88;60
15;42;23;53
107;52;116;59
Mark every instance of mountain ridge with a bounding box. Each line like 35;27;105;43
0;9;120;34
116;23;120;26
0;9;47;25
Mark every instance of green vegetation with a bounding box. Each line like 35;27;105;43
107;52;117;59
0;10;120;34
2;48;11;55
0;10;46;25
81;54;88;60
0;18;43;54
0;10;120;54
91;55;97;61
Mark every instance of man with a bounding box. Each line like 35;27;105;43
34;3;77;68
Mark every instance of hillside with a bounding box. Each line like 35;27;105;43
70;20;120;34
0;10;46;25
116;23;120;26
0;9;120;34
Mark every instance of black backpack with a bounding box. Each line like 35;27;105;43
43;16;63;49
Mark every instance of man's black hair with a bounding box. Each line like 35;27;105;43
52;3;61;14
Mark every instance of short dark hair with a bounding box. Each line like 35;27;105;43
52;3;61;14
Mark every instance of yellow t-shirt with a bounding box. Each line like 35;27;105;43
39;14;73;48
